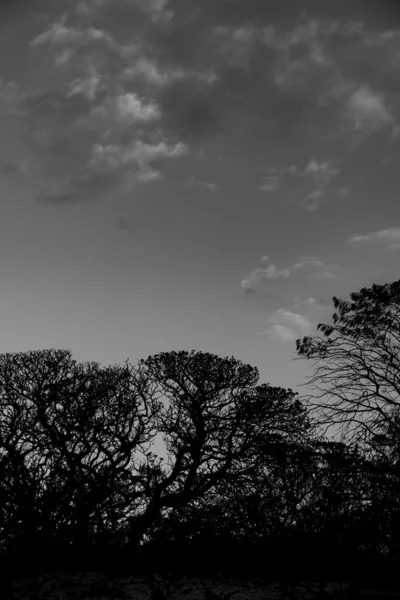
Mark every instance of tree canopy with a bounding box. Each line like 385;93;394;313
0;328;399;585
296;280;400;461
0;348;315;564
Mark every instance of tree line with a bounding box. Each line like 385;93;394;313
0;280;400;590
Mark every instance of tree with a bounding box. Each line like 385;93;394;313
0;348;317;574
296;280;400;459
295;280;400;566
143;435;373;583
0;348;162;566
121;350;317;549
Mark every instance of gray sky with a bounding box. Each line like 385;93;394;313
0;0;400;412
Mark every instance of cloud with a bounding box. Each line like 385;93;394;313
260;324;297;343
122;57;185;86
241;255;336;293
259;176;281;193
67;65;103;100
260;307;312;343
260;157;341;208
348;227;400;250
8;2;400;207
114;92;161;122
241;265;290;291
30;13;122;51
267;164;299;175
212;24;261;70
258;164;298;193
2;81;187;204
273;308;311;331
5;28;190;205
297;189;325;211
258;294;327;343
136;166;162;183
85;0;171;18
323;76;397;139
303;296;318;306
30;11;138;76
287;256;326;272
258;19;400;145
31;16;84;46
304;157;339;187
264;157;340;210
263;21;336;92
91;140;188;166
346;86;394;132
184;179;219;192
294;157;340;210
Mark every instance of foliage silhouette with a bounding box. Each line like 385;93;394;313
296;280;400;458
296;279;400;564
0;349;316;575
0;339;398;587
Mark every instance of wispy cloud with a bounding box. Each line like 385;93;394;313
258;165;297;193
262;158;341;210
348;227;400;250
304;158;339;188
241;265;290;291
296;158;340;210
93;140;187;164
30;14;123;66
260;323;298;343
258;176;281;193
259;306;312;343
184;179;219;192
241;255;337;293
271;308;311;331
258;295;326;343
298;189;326;211
122;58;185;86
67;64;103;100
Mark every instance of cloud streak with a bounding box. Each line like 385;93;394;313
348;227;400;250
258;295;325;343
260;158;342;210
241;255;337;294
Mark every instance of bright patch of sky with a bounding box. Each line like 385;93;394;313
1;0;400;446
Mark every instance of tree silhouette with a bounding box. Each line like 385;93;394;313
296;279;400;568
296;280;400;458
0;348;161;568
0;348;318;577
0;345;398;586
121;350;316;549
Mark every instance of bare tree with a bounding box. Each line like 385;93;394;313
295;280;400;460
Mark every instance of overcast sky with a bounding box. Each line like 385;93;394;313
0;0;400;409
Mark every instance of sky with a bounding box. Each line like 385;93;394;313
1;0;400;441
